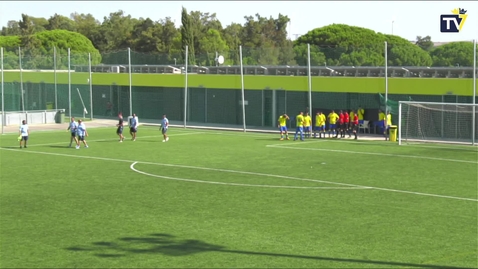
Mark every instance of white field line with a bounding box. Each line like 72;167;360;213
3;132;202;148
130;162;369;190
1;147;476;202
267;144;478;165
266;140;326;147
311;137;478;152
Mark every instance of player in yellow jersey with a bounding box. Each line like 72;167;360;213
327;110;339;138
277;114;290;140
357;106;365;125
378;109;386;133
314;111;326;138
294;112;305;141
303;112;312;138
383;111;392;141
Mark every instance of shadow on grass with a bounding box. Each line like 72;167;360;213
65;233;472;268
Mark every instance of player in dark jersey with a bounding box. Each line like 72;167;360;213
117;113;124;142
343;111;350;138
336;110;345;138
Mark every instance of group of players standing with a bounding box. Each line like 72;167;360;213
278;109;363;141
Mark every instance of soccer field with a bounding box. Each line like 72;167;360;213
0;126;477;268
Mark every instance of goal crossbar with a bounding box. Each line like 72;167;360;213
398;101;477;146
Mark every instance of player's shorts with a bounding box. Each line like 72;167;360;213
314;125;324;131
329;124;336;130
344;122;350;129
116;126;123;134
78;135;85;141
339;123;345;129
21;136;28;141
71;132;76;137
161;127;168;134
279;126;287;132
296;126;304;133
350;123;358;130
130;127;137;133
304;126;311;132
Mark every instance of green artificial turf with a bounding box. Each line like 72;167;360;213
0;126;477;268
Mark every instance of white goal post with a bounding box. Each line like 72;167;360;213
398;101;478;146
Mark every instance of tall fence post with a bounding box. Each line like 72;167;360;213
384;41;388;112
1;47;4;134
19;47;24;112
239;45;246;132
68;48;71;119
53;46;57;110
307;43;312;117
128;48;132;117
183;45;188;128
89;53;93;120
472;39;476;145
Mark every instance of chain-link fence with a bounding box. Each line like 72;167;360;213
1;41;477;137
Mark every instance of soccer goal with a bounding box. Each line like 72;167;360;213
398;101;478;146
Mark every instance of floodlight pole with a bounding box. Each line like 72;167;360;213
472;39;476;145
240;45;246;132
1;47;4;134
184;45;188;128
384;41;388;112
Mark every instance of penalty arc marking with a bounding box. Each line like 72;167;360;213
129;162;371;190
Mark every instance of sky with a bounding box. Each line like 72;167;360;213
0;1;477;43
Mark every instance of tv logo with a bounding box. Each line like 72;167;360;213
441;8;468;33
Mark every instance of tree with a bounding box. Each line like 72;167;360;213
0;30;101;69
295;24;432;67
383;34;432;66
430;41;474;67
199;29;228;65
415;36;434;52
1;21;22;36
70;12;104;50
181;7;195;65
47;14;76;31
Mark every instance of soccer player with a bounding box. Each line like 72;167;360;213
277;113;290;140
337;110;345;138
67;117;78;147
357;106;365;125
130;113;138;141
383;111;392;141
75;119;89;149
294;112;304;141
303;112;312;138
378;109;386;133
327;110;339;138
161;114;169;142
351;110;359;140
19;120;29;148
117;113;124;142
314;111;326;138
343;110;350;138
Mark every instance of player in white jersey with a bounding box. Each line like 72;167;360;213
67;117;79;147
75;119;89;149
19;120;29;148
161;115;169;142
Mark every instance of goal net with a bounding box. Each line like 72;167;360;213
398;101;478;145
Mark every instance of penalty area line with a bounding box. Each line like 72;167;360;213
267;144;478;165
130;162;370;190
